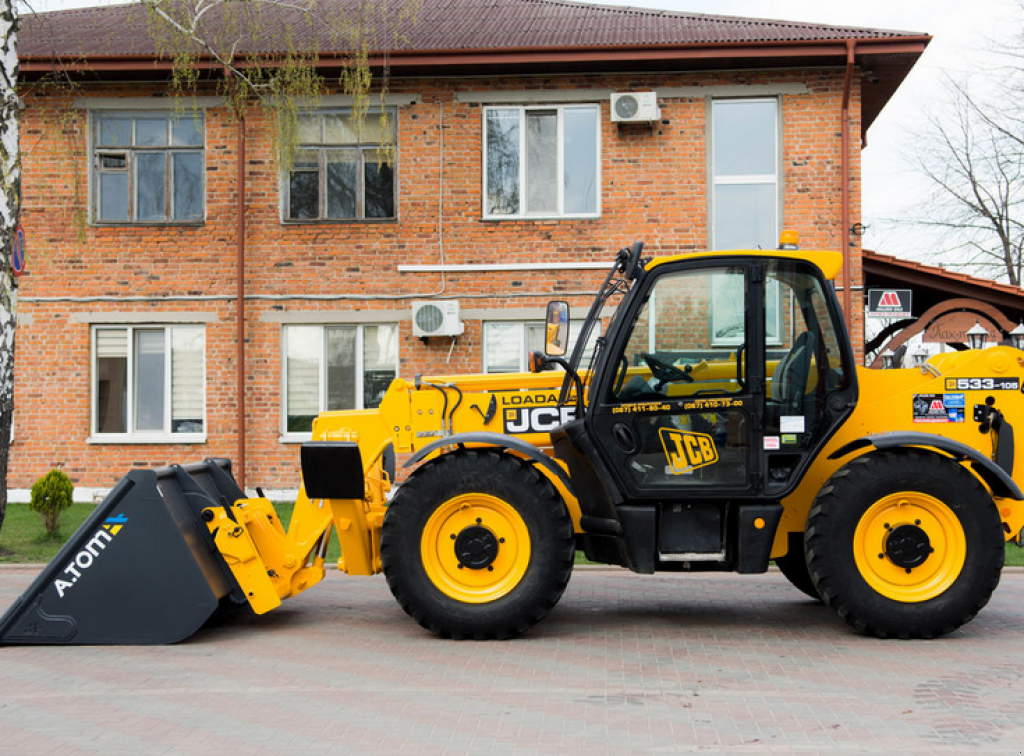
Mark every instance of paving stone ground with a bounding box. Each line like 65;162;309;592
1;566;1023;755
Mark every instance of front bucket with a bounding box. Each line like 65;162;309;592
0;459;247;645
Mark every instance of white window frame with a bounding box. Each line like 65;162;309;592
483;320;598;374
89;110;206;226
709;96;780;250
709;97;782;346
282;107;398;223
89;324;207;444
281;323;400;441
482;104;601;221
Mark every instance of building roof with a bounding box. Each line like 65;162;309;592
863;249;1024;314
20;0;929;132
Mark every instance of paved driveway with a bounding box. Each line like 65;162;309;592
1;566;1023;755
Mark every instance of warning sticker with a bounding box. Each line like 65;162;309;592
913;394;965;424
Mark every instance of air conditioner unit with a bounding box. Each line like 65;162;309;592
610;91;661;123
412;300;464;338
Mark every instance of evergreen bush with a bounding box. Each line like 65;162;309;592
29;469;74;537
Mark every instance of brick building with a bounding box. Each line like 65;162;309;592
13;0;927;496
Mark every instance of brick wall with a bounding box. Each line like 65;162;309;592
11;68;862;491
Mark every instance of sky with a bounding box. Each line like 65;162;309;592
18;0;1024;268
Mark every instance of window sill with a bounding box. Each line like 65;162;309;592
481;214;600;223
280;433;313;444
87;433;207;445
280;218;397;225
91;221;206;228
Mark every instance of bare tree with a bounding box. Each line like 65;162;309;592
908;74;1024;285
0;0;18;536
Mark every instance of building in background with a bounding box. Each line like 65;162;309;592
13;0;927;494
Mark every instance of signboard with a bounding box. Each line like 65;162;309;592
11;225;24;277
867;289;912;318
923;312;1000;344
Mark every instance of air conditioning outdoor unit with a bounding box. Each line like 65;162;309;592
610;91;661;123
412;300;464;338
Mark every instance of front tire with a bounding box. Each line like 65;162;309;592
806;450;1004;638
381;449;575;639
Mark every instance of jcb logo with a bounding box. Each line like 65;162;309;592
503;406;577;434
659;429;719;475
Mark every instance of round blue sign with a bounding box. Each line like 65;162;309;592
11;225;24;276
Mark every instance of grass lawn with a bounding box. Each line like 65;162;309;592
2;500;1023;568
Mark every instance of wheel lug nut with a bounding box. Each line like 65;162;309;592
476;518;482;524
878;553;885;559
499;538;505;543
905;568;912;574
487;566;494;571
450;533;456;540
915;520;921;526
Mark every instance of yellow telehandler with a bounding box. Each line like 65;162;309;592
3;237;1023;643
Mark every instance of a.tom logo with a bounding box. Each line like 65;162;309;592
503;405;576;434
52;514;128;599
659;428;719;475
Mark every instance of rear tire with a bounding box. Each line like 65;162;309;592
381;449;574;639
806;450;1004;638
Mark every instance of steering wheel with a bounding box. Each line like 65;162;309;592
771;332;813;414
641;352;693;391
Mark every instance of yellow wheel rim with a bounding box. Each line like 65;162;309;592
853;491;966;603
420;493;531;604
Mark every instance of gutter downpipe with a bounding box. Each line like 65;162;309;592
236;111;247;491
841;40;855;326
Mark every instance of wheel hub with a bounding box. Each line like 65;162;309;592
454;525;499;570
885;524;932;569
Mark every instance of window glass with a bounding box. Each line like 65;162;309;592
484;321;598;373
135;117;167;147
96;329;128;434
99;173;129;222
171;327;205;433
284;324;399;434
711;98;778;250
713;100;777;177
136;153;166;222
172;152;203;220
611;267;747;401
484;105;599;219
713;184;777;251
525;110;557;214
92;111;205;224
171;116;203;147
286;109;397;221
326;149;358;218
485;109;520;216
563;107;598;214
286;326;320;432
364;150;395;219
326;326;357;412
93;325;204;437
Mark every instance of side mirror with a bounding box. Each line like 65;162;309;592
545;301;570;357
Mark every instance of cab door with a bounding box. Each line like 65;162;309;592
588;260;763;499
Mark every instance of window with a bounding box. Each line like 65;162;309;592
283;324;399;434
711;99;781;344
92;325;205;440
286;109;396;221
483;321;598;373
92;112;204;223
710;98;778;250
483;105;600;219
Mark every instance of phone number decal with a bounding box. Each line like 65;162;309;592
944;377;1020;391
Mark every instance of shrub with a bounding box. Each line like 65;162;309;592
29;469;74;537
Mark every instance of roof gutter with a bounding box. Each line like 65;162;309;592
19;36;930;73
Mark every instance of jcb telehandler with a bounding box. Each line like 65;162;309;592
3;237;1023;644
